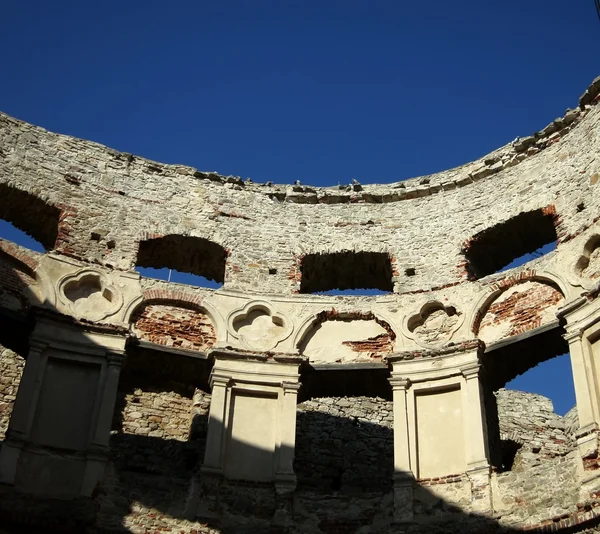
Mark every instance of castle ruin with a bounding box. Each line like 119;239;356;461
0;77;600;533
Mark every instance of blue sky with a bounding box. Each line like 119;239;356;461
1;0;594;413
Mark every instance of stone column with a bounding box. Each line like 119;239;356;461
389;376;413;524
82;350;124;496
460;362;490;471
273;380;301;527
0;339;46;485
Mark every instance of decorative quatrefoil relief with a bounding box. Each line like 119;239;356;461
228;301;293;352
575;235;600;280
404;300;463;348
58;269;123;321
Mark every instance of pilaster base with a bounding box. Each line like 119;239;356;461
467;465;492;514
393;473;414;524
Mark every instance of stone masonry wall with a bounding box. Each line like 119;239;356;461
0;345;24;440
98;387;212;533
0;79;598;295
110;385;210;477
496;388;576;465
295;396;393;492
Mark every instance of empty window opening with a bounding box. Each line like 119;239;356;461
499;439;522;472
136;266;223;289
299;366;392;403
300;251;393;294
505;353;575;416
0;218;45;254
0;312;32;358
483;326;568;391
0;184;60;251
482;327;577;473
498;241;557;272
405;267;416;277
136;235;227;289
462;208;558;279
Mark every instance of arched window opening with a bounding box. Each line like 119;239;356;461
299;251;393;294
462;208;558;280
482;329;576;473
505;353;575;416
136;235;226;289
0;184;60;251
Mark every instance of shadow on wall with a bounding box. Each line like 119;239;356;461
0;413;531;534
0;259;593;534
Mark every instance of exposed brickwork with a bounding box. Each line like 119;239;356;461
141;288;206;307
132;304;216;352
342;332;393;355
478;281;564;339
0;240;39;272
0;77;600;534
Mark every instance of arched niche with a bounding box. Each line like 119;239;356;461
130;299;217;353
473;278;565;345
297;310;396;365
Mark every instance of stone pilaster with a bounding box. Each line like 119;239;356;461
558;296;600;488
193;348;304;522
0;310;127;498
389;376;414;524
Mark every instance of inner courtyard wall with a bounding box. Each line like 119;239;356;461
0;77;600;533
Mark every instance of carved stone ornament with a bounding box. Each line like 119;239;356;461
57;269;123;321
227;301;293;352
403;300;463;348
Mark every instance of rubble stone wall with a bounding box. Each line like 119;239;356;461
0;77;600;533
0;345;24;440
110;384;210;477
295;396;394;492
0;79;598;295
496;388;576;459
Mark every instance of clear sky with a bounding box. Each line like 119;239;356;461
1;0;595;413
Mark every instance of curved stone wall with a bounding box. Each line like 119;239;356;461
0;77;600;533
